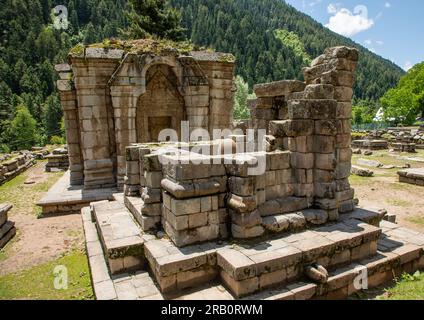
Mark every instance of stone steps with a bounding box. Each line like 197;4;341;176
123;195;161;232
142;215;382;297
217;219;381;297
90;200;145;275
82;204;424;300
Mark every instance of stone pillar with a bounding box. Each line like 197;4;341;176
71;50;122;189
197;60;235;131
304;46;359;214
184;85;210;132
55;64;84;185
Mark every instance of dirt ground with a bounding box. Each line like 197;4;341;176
0;162;84;276
351;150;424;233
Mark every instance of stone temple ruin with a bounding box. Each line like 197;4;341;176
46;42;424;300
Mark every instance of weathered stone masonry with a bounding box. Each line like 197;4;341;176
57;44;235;190
75;45;424;300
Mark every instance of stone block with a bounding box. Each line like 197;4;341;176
315;120;337;136
188;212;209;229
231;210;262;228
303;84;334;100
315;153;336;170
290;152;314;169
170;197;201;216
313;136;335;153
144;171;163;188
232;224;264;239
253;80;306;98
228;176;256;196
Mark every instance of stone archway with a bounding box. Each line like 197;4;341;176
136;64;185;142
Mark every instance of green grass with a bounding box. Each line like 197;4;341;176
378;272;424;300
0;250;94;300
349;174;374;185
387;199;411;208
407;216;424;227
0;162;64;216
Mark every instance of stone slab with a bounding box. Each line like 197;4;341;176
37;171;118;214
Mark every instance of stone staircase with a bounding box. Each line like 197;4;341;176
81;195;424;300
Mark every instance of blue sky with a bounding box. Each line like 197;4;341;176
284;0;423;71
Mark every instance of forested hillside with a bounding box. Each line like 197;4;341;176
0;0;405;151
171;0;405;101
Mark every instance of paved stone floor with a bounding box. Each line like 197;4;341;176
37;171;118;214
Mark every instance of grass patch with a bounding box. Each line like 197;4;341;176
378;271;424;300
0;250;94;300
0;162;64;217
349;174;374;186
407;216;424;227
387;199;411;208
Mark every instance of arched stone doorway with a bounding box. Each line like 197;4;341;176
136;64;185;142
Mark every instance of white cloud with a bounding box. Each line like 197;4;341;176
325;5;374;37
403;61;413;71
364;39;372;45
376;40;384;45
385;2;391;8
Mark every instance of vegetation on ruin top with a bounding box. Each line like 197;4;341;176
69;38;235;62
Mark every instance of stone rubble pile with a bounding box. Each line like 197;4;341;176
0;152;35;185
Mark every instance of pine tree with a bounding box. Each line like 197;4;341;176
233;76;252;120
42;94;63;139
121;0;186;41
9;104;38;150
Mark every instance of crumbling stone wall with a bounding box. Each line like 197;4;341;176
121;46;359;248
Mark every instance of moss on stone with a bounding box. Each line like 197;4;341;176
70;38;197;57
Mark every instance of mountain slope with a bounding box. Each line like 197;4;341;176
171;0;405;101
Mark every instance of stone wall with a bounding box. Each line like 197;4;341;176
0;153;35;186
120;46;359;248
57;46;235;190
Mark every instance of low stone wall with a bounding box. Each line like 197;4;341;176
398;168;424;186
352;139;388;150
45;154;69;172
391;142;416;153
0;203;15;249
0;153;35;185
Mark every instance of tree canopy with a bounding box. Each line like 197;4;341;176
380;62;424;124
121;0;186;41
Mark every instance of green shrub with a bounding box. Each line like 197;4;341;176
50;135;65;145
351;132;367;140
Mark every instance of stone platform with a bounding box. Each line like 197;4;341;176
82;197;424;300
37;171;118;215
397;168;424;187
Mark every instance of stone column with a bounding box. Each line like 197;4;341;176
303;46;359;214
197;60;235;132
55;64;84;185
71;49;122;189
